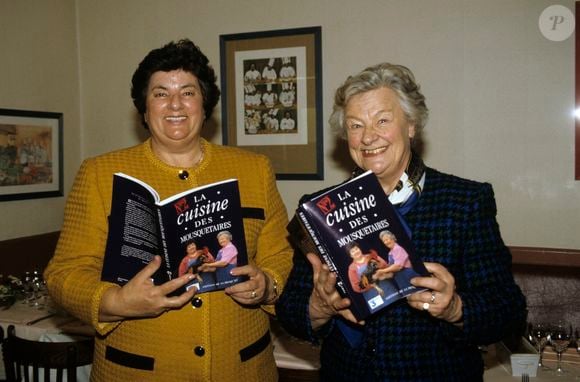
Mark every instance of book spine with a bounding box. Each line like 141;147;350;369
156;208;172;280
297;210;349;297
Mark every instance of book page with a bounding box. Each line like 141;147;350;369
114;172;160;202
102;174;164;284
156;178;238;206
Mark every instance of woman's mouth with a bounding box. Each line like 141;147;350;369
361;147;386;157
165;116;187;122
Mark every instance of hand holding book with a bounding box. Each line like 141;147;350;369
305;253;361;330
99;255;197;322
405;262;464;324
225;265;279;305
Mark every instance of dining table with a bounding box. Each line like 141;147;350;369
269;318;580;382
271;320;580;382
0;299;95;381
2;302;578;381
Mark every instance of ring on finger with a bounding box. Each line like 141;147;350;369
430;291;436;304
422;302;430;311
250;290;257;299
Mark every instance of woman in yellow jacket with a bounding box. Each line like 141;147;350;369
45;39;293;381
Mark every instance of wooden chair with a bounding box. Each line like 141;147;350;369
1;325;94;382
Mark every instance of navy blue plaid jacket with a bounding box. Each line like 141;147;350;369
276;167;527;381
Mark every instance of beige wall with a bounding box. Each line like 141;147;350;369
0;0;80;240
1;0;579;250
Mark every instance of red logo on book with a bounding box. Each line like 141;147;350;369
173;197;189;214
316;196;335;215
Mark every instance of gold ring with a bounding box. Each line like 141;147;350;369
422;302;430;311
250;290;257;299
430;291;436;304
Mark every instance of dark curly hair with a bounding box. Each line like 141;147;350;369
130;39;220;129
345;241;362;254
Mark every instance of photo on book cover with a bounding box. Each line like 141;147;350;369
294;170;428;319
177;229;242;293
344;229;423;314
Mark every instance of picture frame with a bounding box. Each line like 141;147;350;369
0;108;63;201
220;26;323;180
576;1;580;180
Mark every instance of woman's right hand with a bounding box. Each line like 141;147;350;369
99;255;197;321
306;253;361;330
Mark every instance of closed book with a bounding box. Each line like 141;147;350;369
289;170;428;320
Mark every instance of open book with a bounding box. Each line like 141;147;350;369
288;170;428;320
101;173;248;294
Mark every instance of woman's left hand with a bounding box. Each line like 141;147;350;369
407;262;463;324
224;265;272;305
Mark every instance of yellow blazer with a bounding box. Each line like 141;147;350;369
45;139;293;381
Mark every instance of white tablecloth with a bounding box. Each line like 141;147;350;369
270;319;320;370
483;343;580;381
0;301;94;381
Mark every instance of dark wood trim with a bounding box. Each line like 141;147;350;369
278;368;320;382
0;231;60;277
509;246;580;268
574;1;580;180
0;233;578;274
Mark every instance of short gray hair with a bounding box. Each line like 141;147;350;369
329;63;429;140
379;230;396;241
217;230;232;240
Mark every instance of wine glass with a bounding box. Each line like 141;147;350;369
528;322;551;371
30;270;47;310
575;328;580;380
549;321;572;376
577;327;580;354
21;271;34;304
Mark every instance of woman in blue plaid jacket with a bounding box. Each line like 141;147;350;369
275;63;527;381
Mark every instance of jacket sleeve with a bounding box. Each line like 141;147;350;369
275;246;336;344
44;159;121;336
447;183;527;345
348;263;364;292
275;200;338;343
252;157;294;315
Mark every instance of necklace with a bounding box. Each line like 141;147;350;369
178;148;204;180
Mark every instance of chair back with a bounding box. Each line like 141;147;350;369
1;325;94;382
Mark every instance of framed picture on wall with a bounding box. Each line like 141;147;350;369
0;108;63;201
576;1;580;180
220;26;323;180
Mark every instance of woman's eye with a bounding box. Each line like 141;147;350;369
348;123;362;130
183;91;195;96
153;92;167;98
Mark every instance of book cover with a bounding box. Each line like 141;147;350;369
102;173;248;294
289;170;428;321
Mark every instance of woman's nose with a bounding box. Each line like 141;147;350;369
361;126;377;145
169;94;183;110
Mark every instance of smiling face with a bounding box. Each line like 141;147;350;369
186;242;198;255
145;69;205;155
349;246;364;261
217;234;231;247
345;87;415;193
381;235;395;249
